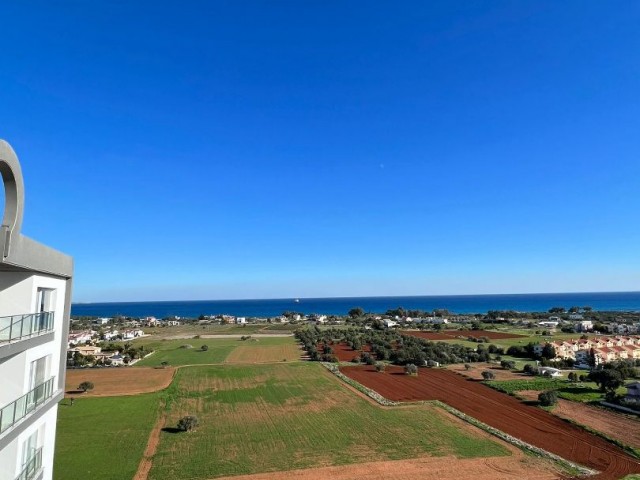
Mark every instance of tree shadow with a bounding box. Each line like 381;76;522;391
66;390;84;395
161;427;182;434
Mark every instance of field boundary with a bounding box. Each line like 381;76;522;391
322;363;595;477
133;406;166;480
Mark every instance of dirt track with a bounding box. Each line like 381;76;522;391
340;366;640;480
213;454;561;480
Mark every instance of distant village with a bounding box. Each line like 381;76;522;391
67;307;640;369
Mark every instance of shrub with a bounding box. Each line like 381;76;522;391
464;363;472;371
78;381;94;393
538;390;558;406
523;364;535;375
201;344;209;351
500;360;516;370
481;371;495;380
404;363;418;375
375;362;386;372
177;415;199;432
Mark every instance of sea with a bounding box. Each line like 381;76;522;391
71;291;640;318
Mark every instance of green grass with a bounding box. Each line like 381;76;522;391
54;394;160;480
150;363;509;479
134;336;295;367
485;378;606;402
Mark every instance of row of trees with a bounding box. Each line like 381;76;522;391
295;326;493;366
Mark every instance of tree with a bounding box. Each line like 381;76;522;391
548;307;566;314
161;361;169;368
500;360;516;370
404;363;418;375
464;363;472;371
481;371;495;380
177;415;199;432
78;381;94;393
201;344;209;351
541;344;556;360
538;390;558;406
375;362;385;372
589;369;624;393
523;364;535;375
348;307;365;318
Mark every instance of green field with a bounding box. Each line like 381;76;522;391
149;363;509;479
485;378;610;402
143;323;296;337
54;394;159;480
133;336;297;367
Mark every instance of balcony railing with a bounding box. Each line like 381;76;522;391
15;447;43;480
0;377;56;435
0;312;54;344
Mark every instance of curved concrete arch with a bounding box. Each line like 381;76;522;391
0;139;25;238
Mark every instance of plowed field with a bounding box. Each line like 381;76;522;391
317;342;373;362
65;367;175;396
403;330;526;340
340;366;640;480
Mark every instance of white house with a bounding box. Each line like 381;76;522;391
0;141;73;480
235;317;247;325
383;319;398;328
575;320;594;332
537;366;562;377
92;317;111;326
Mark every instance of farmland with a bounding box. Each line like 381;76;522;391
340;365;640;479
65;367;175;396
148;363;511;479
403;330;526;341
55;329;640;480
54;394;160;480
133;336;298;367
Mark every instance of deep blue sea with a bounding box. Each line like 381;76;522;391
71;291;640;318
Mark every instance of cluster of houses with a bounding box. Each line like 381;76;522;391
67;345;126;366
68;327;145;346
534;335;640;366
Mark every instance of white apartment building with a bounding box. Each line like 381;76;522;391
0;141;73;480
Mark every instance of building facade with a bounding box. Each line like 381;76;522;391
0;140;73;480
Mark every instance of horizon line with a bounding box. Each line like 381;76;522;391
72;289;640;306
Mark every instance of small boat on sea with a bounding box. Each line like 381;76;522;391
294;298;300;303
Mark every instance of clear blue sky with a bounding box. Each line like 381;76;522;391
1;1;639;302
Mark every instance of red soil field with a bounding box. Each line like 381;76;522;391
403;330;526;340
317;342;373;362
340;366;640;480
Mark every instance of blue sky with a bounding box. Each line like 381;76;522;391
1;1;639;302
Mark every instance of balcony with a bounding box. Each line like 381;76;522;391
0;312;54;345
15;447;43;480
0;377;56;436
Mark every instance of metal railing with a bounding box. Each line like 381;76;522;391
0;377;56;435
15;447;43;480
0;312;54;344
